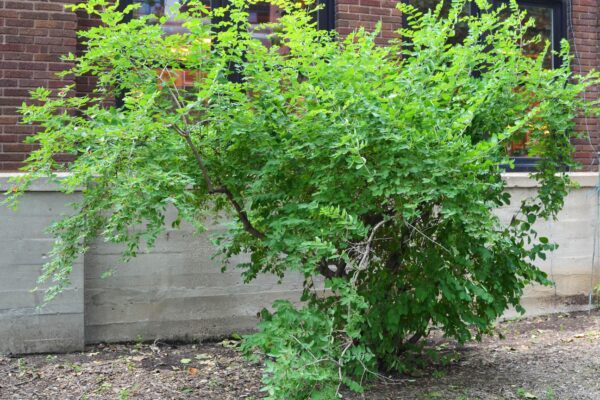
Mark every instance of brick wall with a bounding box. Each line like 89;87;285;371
74;9;99;98
336;0;401;45
1;1;599;170
0;0;78;170
569;0;600;170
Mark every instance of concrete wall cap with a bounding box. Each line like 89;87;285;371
0;173;80;192
1;172;599;191
502;172;599;188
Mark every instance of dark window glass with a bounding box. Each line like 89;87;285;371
249;2;278;24
519;4;555;68
118;1;333;95
248;2;283;47
406;0;564;68
405;1;566;171
130;1;332;38
405;0;474;44
131;1;283;45
132;0;166;17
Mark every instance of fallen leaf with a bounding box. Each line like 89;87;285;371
221;339;240;349
188;367;199;376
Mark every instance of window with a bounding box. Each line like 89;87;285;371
404;0;475;44
515;1;565;69
131;0;210;34
116;1;335;100
405;0;566;171
124;1;335;38
405;0;565;68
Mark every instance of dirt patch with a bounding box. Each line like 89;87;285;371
1;310;600;399
0;342;262;400
355;310;600;400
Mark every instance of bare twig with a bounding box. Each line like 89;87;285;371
336;340;354;397
357;220;387;271
347;220;388;282
404;220;450;254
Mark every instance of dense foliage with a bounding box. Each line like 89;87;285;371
6;0;599;397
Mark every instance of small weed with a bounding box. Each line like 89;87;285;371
134;335;144;351
46;355;58;362
123;357;135;372
67;362;82;373
118;388;130;400
516;387;537;399
16;358;27;374
180;387;194;394
423;392;443;399
545;387;556;400
432;370;446;379
98;382;112;393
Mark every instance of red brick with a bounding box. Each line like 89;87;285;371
5;1;34;10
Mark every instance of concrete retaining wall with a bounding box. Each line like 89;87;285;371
0;187;84;355
1;172;599;354
499;173;600;317
84;217;305;344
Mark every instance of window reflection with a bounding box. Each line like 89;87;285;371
249;2;283;46
249;2;279;24
521;5;554;68
132;0;165;18
132;1;282;43
406;1;558;68
406;0;473;45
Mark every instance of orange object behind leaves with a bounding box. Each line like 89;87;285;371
157;69;206;89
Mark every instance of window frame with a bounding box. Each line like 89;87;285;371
498;0;566;171
502;0;566;69
118;1;336;31
115;1;336;105
402;0;567;172
402;0;566;68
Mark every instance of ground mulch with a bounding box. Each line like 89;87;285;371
1;310;599;399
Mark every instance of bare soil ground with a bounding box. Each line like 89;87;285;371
1;310;599;400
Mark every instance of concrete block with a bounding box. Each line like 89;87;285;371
83;206;308;344
0;190;84;355
0;313;84;354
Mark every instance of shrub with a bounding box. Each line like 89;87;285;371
6;0;599;397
